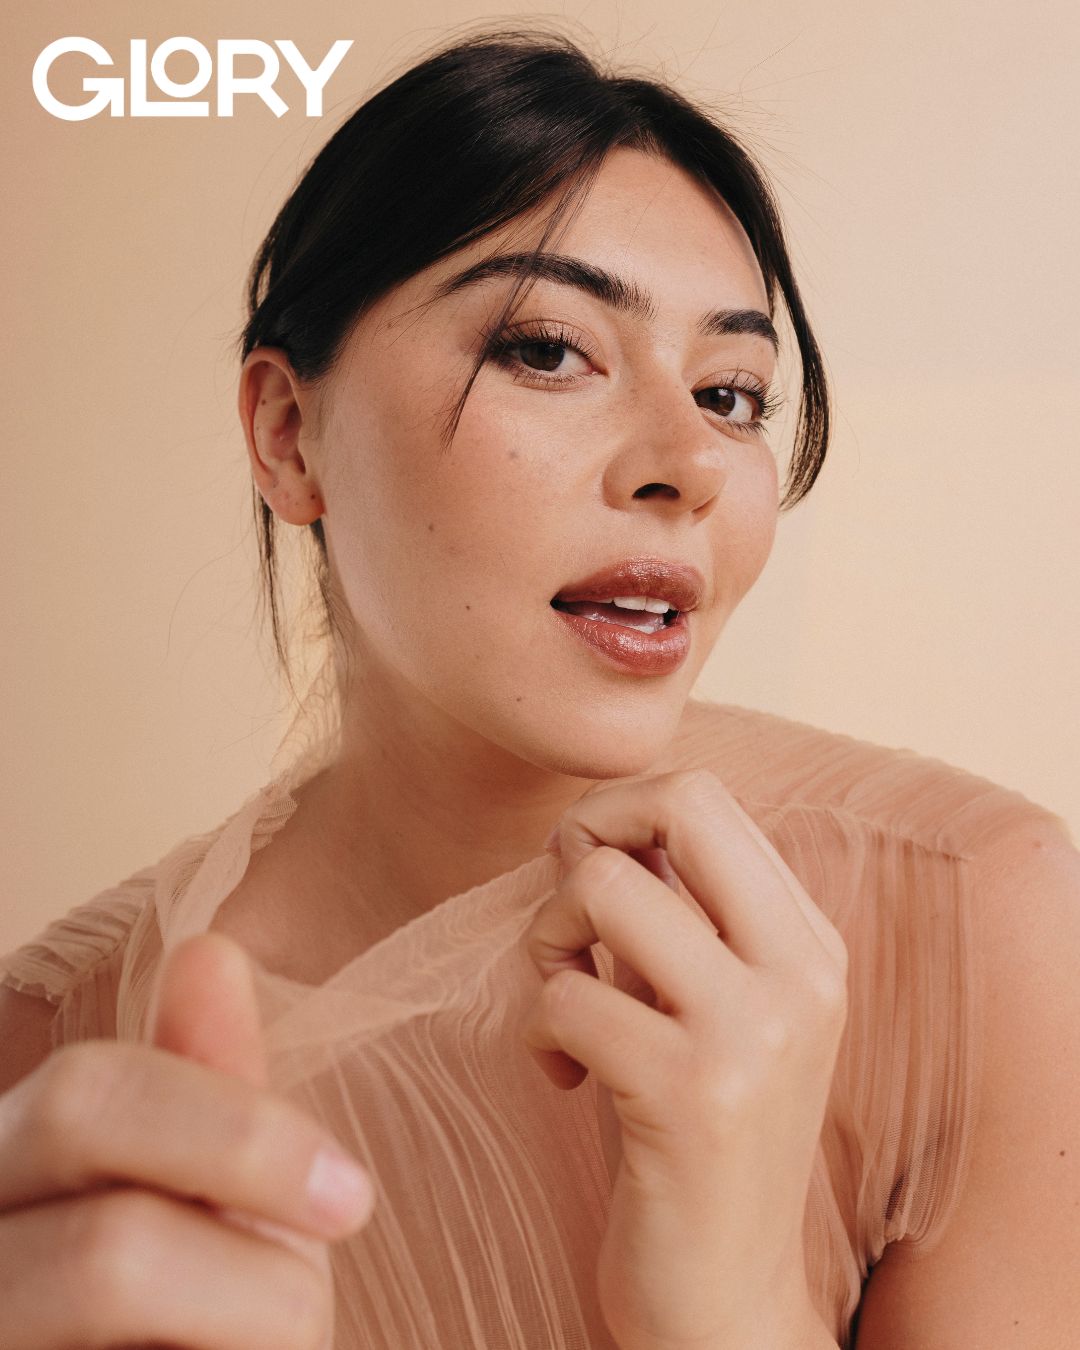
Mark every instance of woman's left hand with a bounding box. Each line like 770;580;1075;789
522;770;849;1350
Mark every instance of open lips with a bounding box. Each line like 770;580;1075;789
551;596;679;635
551;558;704;635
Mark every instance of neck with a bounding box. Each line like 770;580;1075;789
295;664;600;926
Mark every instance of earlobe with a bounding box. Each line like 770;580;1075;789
238;347;325;526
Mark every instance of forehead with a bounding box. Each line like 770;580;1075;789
337;147;774;377
554;148;767;302
429;147;770;317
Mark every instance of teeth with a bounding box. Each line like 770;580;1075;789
612;595;672;614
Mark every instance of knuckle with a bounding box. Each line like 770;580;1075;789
540;968;585;1018
220;1095;283;1188
816;916;850;973
277;1254;333;1349
61;1189;157;1328
668;767;723;805
577;844;630;889
757;1010;794;1057
523;920;554;968
30;1042;119;1157
806;964;849;1019
693;1062;751;1124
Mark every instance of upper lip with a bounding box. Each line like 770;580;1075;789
552;557;705;612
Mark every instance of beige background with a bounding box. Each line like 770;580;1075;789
2;2;1077;954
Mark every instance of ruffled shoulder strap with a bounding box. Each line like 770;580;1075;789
677;698;1075;852
0;691;338;1047
151;778;300;954
0;770;305;1047
0;863;161;1051
0;865;157;1008
668;699;1074;1314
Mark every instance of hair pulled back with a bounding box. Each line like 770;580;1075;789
238;26;831;692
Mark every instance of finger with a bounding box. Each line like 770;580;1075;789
147;933;367;1262
522;966;683;1096
627;844;681;893
723;792;851;966
0;1185;332;1350
526;846;746;1016
214;1201;332;1266
552;770;829;970
150;932;268;1089
0;1041;374;1241
560;772;839;958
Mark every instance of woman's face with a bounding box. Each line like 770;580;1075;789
305;147;780;777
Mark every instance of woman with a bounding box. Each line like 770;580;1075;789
1;27;1077;1350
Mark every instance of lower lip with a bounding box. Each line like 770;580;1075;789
550;605;691;675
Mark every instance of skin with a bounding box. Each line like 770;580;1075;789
6;143;1071;1347
233;146;781;974
0;147;813;1349
0;937;368;1348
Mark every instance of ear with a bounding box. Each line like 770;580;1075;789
238;346;325;526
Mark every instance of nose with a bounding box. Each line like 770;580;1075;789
602;369;730;517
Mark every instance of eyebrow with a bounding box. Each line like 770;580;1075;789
430;250;780;353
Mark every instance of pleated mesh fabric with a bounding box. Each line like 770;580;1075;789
2;696;1073;1348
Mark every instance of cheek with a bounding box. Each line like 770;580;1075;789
422;395;559;561
716;450;780;597
331;382;554;617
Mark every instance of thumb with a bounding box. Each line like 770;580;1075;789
149;932;268;1090
148;931;335;1336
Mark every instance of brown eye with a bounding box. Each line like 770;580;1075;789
695;386;759;423
518;341;569;372
485;321;595;384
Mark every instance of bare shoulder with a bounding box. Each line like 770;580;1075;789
0;984;58;1095
853;811;1080;1347
969;807;1077;889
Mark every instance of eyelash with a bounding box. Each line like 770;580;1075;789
482;320;783;436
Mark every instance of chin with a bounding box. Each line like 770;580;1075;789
514;696;687;781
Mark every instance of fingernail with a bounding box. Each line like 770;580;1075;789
307;1148;374;1231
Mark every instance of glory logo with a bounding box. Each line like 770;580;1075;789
33;37;354;120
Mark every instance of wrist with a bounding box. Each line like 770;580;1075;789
614;1295;838;1350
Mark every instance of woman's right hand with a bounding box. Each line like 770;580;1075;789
0;932;375;1348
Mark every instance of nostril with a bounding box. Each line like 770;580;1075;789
632;483;679;500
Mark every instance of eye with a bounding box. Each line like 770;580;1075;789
483;321;597;387
483;324;783;437
694;372;783;437
695;385;760;424
516;339;590;376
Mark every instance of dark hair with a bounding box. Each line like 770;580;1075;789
237;26;831;699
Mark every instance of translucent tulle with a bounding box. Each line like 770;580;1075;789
2;690;1073;1349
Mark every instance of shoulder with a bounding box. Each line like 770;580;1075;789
0;871;156;1010
964;818;1080;1138
0;984;57;1094
0;775;301;1048
851;811;1080;1345
677;697;1075;860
